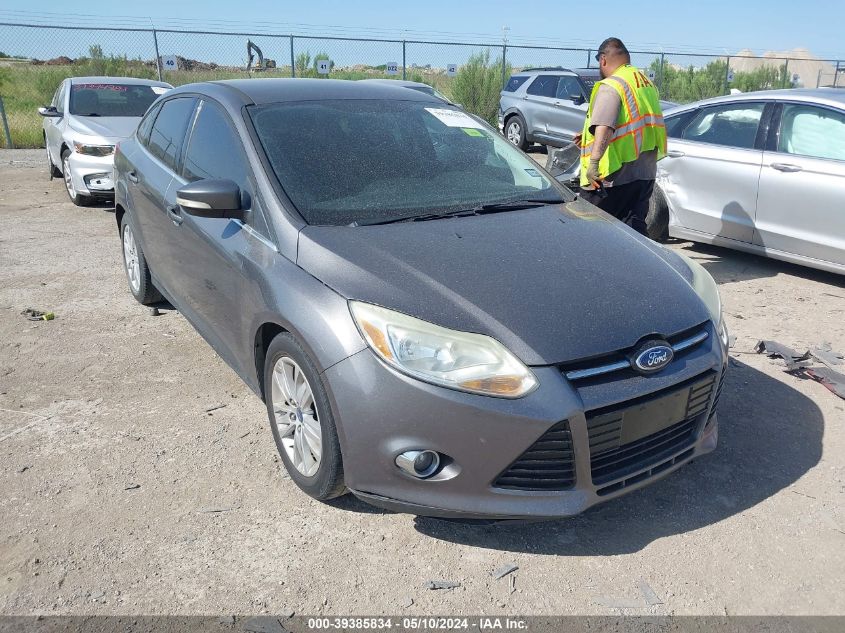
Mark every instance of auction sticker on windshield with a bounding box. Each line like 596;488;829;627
425;108;484;129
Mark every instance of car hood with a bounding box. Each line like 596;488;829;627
297;200;710;366
68;116;140;141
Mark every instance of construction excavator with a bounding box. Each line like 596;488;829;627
246;40;276;72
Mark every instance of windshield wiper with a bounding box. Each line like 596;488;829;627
349;199;561;227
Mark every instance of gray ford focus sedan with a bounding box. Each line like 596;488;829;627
114;79;728;519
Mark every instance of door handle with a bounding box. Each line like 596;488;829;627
166;204;184;226
127;171;139;183
667;150;685;158
771;162;803;173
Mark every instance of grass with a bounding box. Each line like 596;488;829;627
0;61;456;148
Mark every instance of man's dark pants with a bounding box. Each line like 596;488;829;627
580;179;654;237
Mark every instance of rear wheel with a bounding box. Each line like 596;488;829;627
645;185;670;242
264;332;346;501
505;114;529;150
61;149;90;207
120;216;162;305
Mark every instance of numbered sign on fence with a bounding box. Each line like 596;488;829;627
160;55;178;71
317;59;331;74
446;63;457;76
727;70;734;82
386;62;399;75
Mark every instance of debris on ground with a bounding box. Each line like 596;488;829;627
402;597;414;608
492;564;518;580
426;580;461;590
509;575;516;594
123;483;140;490
756;340;845;399
205;403;228;413
149;307;161;317
21;308;55;321
197;506;240;514
638;579;664;605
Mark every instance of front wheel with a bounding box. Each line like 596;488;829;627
61;149;90;206
264;333;346;501
505;114;529;150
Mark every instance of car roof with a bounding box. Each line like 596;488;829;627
511;67;578;76
671;88;845;112
166;78;446;106
359;79;432;89
69;76;172;88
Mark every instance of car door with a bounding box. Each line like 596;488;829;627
659;101;769;243
44;80;67;165
523;75;561;139
165;98;275;371
754;102;845;267
548;74;589;141
126;96;196;296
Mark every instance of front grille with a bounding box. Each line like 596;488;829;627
590;417;699;486
493;421;575;491
561;321;710;383
588;372;716;486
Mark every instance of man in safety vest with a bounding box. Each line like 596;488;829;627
574;37;667;236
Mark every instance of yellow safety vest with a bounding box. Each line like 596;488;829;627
580;64;667;187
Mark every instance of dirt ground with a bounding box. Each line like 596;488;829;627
1;149;844;617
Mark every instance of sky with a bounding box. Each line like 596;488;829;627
1;0;843;62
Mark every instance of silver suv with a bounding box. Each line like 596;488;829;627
498;68;590;150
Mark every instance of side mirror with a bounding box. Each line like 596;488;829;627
38;106;62;118
569;94;586;106
176;179;244;220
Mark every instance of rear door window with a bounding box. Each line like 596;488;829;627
504;75;530;92
681;102;765;149
777;103;845;161
526;75;560;98
555;76;585;100
136;103;161;147
147;97;196;172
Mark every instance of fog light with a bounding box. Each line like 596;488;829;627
395;450;441;479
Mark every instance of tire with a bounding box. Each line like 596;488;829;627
264;332;346;501
645;185;670;242
120;215;162;305
60;149;90;206
504;114;529;150
46;141;61;179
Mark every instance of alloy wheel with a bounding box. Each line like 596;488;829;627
122;224;141;293
62;156;76;199
507;121;522;145
271;356;322;477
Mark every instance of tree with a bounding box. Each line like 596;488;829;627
295;51;311;76
450;49;511;125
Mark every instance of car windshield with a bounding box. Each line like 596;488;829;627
69;83;164;117
249;99;571;226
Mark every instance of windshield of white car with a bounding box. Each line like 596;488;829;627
249;99;573;226
68;84;161;117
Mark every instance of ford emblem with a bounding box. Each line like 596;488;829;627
632;342;674;374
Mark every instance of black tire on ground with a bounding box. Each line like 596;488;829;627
46;142;61;179
505;114;529;151
60;149;90;206
645;185;670;242
264;332;346;501
120;215;162;305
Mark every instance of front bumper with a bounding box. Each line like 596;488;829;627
67;151;115;197
323;322;726;520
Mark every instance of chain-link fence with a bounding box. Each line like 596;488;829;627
1;20;843;147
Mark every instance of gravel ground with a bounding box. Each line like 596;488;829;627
1;148;844;616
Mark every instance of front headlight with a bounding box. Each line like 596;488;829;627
73;142;114;157
349;301;538;398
